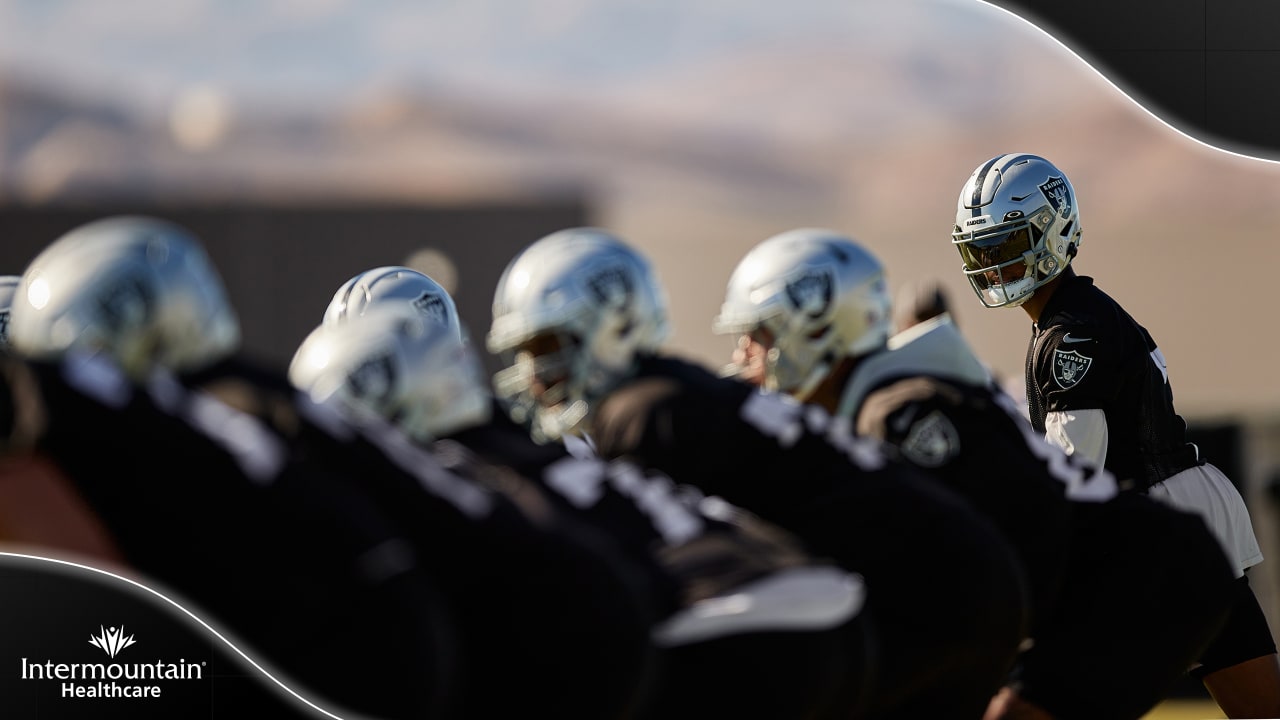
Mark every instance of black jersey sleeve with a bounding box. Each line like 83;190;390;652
1033;325;1122;413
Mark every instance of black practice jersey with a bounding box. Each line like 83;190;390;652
2;351;448;719
179;356;659;720
587;354;1012;579
1026;274;1200;487
442;405;818;622
590;355;902;531
590;354;1032;718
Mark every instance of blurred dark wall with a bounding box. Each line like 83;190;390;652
0;201;590;372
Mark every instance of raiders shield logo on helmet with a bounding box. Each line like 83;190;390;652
1052;348;1092;389
1038;176;1072;219
784;270;833;320
586;266;632;307
412;292;448;325
95;275;155;333
347;351;397;405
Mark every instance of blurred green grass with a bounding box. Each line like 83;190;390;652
1142;699;1224;720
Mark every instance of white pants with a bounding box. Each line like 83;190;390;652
1147;463;1263;578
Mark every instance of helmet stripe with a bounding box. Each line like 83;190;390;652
969;155;1004;211
970;153;1042;216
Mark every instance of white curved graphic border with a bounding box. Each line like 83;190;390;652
970;0;1280;166
0;549;360;720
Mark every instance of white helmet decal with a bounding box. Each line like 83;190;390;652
1038;176;1072;218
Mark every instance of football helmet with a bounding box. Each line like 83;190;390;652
323;266;462;342
713;228;892;399
8;216;240;378
486;227;669;442
289;303;491;442
952;153;1082;308
0;275;21;346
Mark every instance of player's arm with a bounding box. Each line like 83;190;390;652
1044;408;1108;468
1036;327;1117;467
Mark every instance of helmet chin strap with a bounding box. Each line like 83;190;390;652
765;331;836;402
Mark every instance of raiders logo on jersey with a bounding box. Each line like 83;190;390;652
1052;348;1092;390
899;410;961;468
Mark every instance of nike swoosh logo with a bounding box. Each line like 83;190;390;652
1062;334;1092;344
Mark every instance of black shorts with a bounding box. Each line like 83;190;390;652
1193;574;1278;678
1016;494;1235;719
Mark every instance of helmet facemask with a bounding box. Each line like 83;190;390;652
493;327;593;443
743;307;841;401
494;292;654;443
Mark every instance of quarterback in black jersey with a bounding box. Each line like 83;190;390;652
485;227;1031;720
4;216;664;720
952;153;1280;717
290;300;876;720
716;229;1237;720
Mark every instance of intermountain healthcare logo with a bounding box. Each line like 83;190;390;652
89;625;136;658
20;625;205;699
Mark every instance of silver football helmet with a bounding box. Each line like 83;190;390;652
289;303;491;442
8;216;240;378
952;153;1082;308
714;228;892;399
486;227;670;442
323;266;462;343
0;275;21;346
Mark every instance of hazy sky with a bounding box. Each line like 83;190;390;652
0;0;998;106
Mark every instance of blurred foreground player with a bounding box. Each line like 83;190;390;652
5;216;657;720
291;303;876;720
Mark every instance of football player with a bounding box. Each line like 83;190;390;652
485;227;1030;720
715;228;1237;720
290;303;875;720
5;216;660;720
952;154;1280;718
